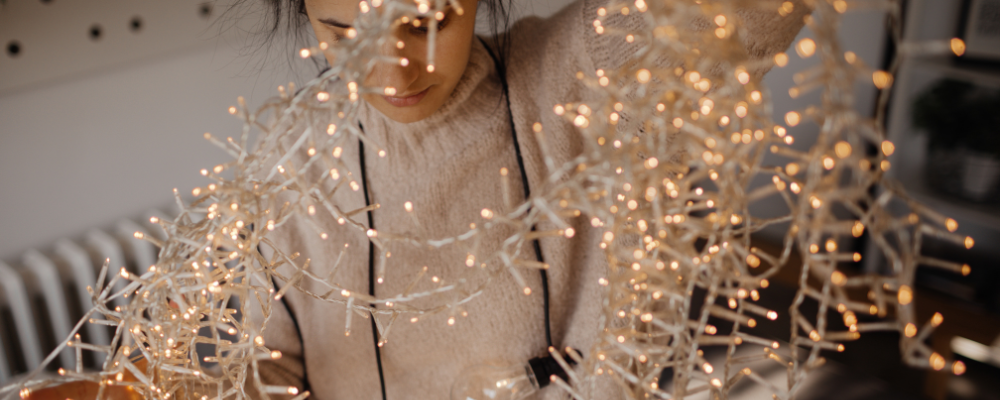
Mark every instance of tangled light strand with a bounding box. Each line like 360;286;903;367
563;1;972;398
1;0;975;400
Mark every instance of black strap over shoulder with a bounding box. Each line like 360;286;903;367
478;37;554;350
269;275;312;394
350;39;557;400
356;131;389;400
254;239;312;394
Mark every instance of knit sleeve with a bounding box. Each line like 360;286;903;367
242;274;307;400
580;0;810;74
502;1;808;179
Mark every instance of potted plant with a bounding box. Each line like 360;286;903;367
912;78;1000;202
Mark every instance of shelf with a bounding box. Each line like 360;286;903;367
896;166;1000;229
908;57;1000;87
884;56;1000;231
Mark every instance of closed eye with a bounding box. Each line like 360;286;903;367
319;18;352;40
410;7;453;35
319;18;351;29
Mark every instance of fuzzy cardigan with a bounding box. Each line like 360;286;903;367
252;1;806;399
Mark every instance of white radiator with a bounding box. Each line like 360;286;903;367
0;209;169;385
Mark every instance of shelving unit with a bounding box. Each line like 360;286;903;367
914;58;1000;86
882;1;1000;232
896;163;1000;229
875;2;1000;398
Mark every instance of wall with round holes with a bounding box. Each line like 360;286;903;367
0;0;308;260
0;0;229;94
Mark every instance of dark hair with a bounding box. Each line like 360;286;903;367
232;0;514;78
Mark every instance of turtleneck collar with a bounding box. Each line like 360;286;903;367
356;37;505;160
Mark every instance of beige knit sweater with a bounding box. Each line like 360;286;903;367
253;1;805;399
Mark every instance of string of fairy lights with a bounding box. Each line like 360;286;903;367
0;0;977;399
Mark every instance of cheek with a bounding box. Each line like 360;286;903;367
435;30;474;80
307;23;341;66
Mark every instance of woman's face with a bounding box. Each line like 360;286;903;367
305;0;478;123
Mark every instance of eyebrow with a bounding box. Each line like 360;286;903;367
318;18;351;28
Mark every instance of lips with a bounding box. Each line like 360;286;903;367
382;87;429;107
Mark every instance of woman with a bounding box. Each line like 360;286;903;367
253;0;805;399
30;0;806;398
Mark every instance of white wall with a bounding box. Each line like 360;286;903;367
0;0;885;260
0;0;310;259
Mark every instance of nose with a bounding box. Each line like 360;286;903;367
369;39;420;94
